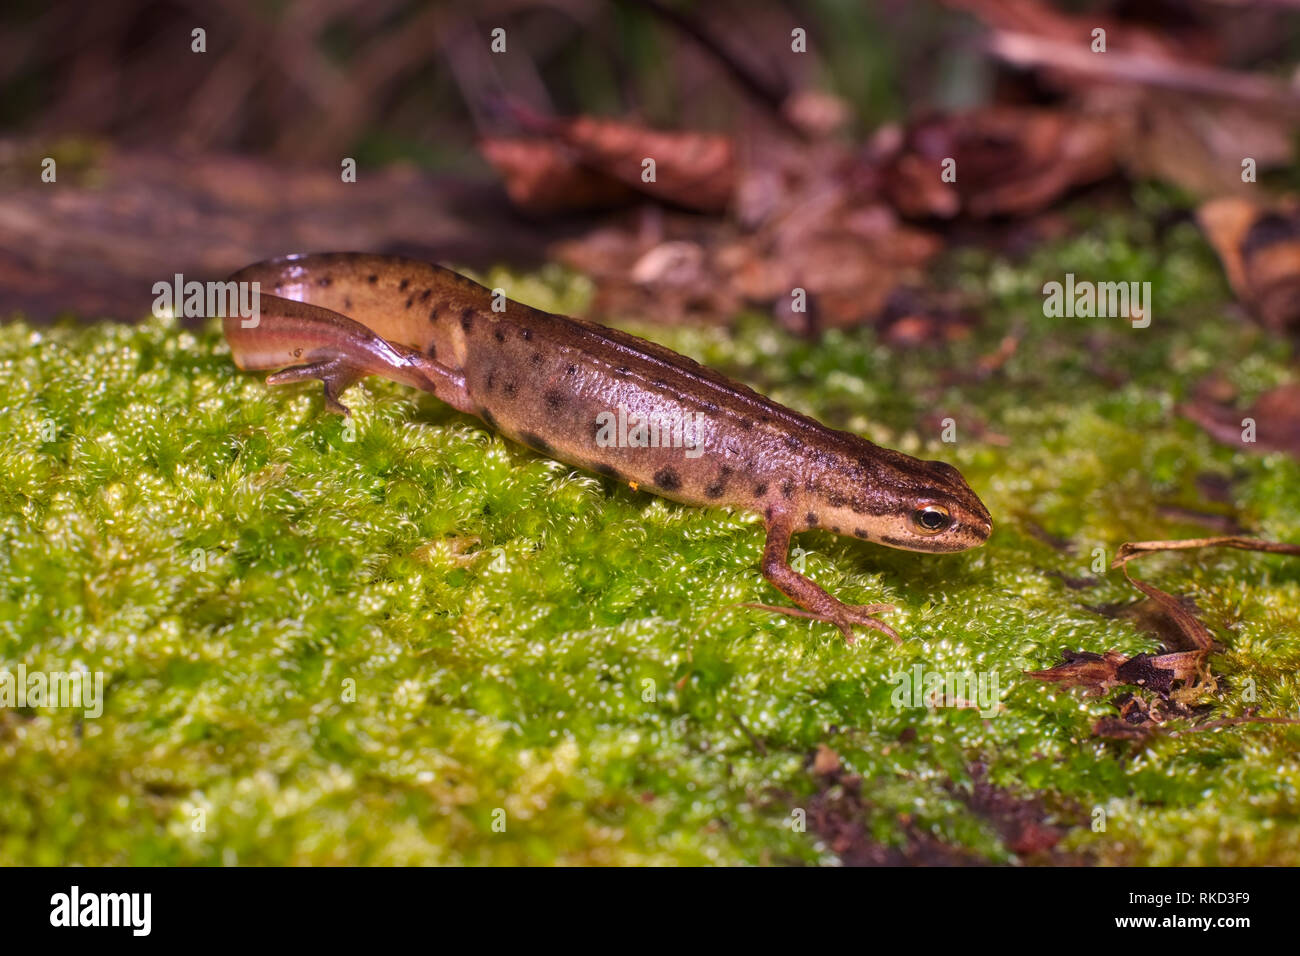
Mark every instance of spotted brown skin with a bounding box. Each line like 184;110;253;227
223;252;993;642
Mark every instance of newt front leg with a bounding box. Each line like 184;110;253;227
757;514;901;644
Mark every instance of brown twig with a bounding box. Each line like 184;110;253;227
987;30;1300;113
618;0;801;132
1165;714;1300;737
1112;536;1300;568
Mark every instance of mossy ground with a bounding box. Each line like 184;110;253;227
2;190;1299;865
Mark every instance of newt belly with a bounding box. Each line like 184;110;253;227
223;252;993;642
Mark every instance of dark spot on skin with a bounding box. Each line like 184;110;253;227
344;297;352;310
399;278;410;292
494;328;506;343
566;365;577;375
460;308;474;331
828;493;848;508
485;372;495;391
317;276;332;287
405;295;414;309
831;526;840;534
529;353;543;366
805;512;818;527
429;307;439;324
544;390;565;411
853;528;870;539
503;381;517;398
739;417;753;430
426;343;436;359
705;466;732;499
367;274;378;284
784;434;802;451
521;328;533;341
850;501;867;514
780;479;794;499
764;506;775;521
754;482;768;497
653;468;681;491
519;432;553;455
420;289;432;302
760;416;771;425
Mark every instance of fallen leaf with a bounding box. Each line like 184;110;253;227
505;106;735;214
1035;534;1300;737
1113;653;1177;697
477;137;637;214
1198;198;1300;336
1180;381;1300;459
1117;565;1216;652
951;0;1300;195
878;107;1119;219
1025;649;1131;696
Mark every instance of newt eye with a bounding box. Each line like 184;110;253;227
912;504;951;534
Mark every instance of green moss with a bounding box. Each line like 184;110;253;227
2;197;1299;865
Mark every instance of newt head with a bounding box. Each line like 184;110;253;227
817;449;993;554
878;456;993;553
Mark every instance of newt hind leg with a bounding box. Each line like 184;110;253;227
755;515;900;644
266;357;364;415
232;294;473;416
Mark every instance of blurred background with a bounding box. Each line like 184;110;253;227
2;0;1299;329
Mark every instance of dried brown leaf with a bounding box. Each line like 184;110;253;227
1181;382;1300;459
508;109;735;214
477;137;637;214
1025;649;1131;695
1198;199;1300;335
879;108;1119;219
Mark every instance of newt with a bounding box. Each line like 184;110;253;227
223;253;993;642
